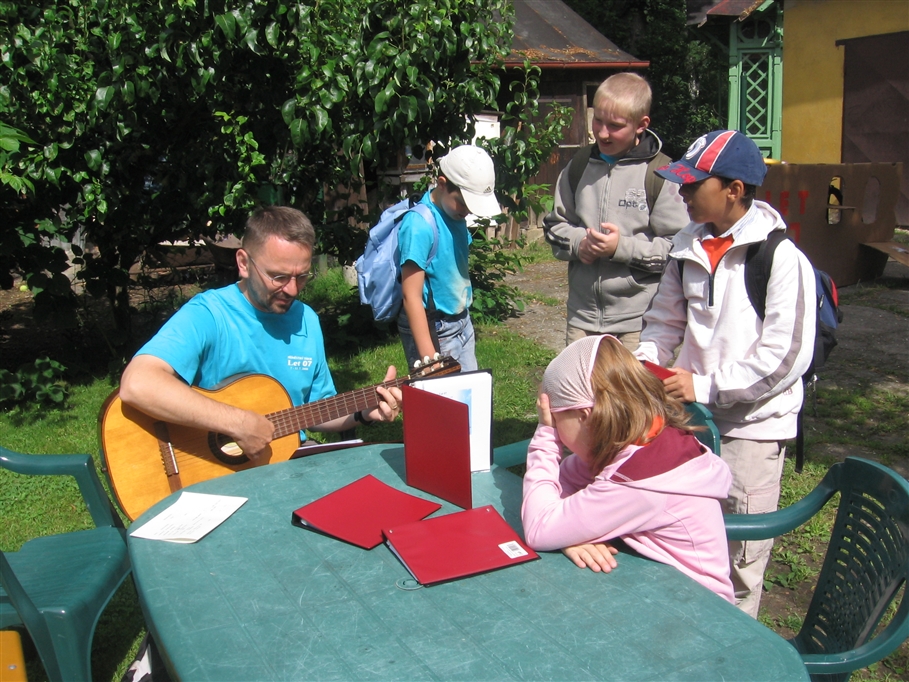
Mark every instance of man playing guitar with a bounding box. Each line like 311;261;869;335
106;205;462;521
118;206;402;460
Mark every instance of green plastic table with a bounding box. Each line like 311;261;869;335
128;444;808;681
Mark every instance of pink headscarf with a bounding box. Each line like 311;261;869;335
541;335;616;412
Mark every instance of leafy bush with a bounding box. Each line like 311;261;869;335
468;231;526;324
299;268;397;355
0;357;68;407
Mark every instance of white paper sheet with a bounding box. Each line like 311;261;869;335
410;370;493;472
129;491;248;543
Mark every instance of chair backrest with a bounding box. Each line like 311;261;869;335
794;457;909;659
685;402;721;455
1;551;57;667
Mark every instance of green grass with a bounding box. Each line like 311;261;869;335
515;238;557;265
519;291;561;306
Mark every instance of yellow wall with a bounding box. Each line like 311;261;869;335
781;0;909;163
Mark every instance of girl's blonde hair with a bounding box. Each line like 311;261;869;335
586;337;693;473
592;72;652;124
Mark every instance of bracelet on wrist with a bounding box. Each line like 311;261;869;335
354;410;375;426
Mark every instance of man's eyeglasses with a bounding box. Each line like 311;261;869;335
247;256;311;289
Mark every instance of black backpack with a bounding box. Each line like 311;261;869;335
678;231;843;473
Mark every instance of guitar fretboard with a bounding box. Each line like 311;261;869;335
266;376;411;438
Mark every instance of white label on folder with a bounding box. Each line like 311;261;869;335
499;541;528;559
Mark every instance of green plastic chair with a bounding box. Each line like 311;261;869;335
725;457;909;682
493;402;721;468
0;446;131;682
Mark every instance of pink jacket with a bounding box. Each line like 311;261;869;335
522;424;734;602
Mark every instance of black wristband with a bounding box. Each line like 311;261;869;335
354;410;375;426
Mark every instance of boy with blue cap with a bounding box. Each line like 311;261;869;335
635;130;817;618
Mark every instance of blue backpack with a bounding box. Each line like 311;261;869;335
355;196;438;323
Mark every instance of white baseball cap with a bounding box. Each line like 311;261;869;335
437;145;501;218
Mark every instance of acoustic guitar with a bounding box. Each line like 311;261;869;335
99;357;460;520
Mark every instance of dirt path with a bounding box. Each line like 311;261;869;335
505;255;909;371
503;259;569;353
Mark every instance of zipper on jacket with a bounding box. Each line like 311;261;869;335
679;256;715;308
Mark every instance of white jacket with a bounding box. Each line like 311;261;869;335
636;201;816;440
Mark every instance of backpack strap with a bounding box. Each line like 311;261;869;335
567;144;596;197
744;230;787;321
644;151;670;214
567;145;669;215
408;202;439;266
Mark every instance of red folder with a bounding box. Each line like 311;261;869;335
402;384;472;509
643;360;674;381
383;505;539;586
291;475;441;549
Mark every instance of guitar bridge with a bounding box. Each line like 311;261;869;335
153;422;181;478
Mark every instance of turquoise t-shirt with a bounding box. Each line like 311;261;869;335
136;284;336;407
397;190;472;316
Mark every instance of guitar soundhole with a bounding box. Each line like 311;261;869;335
209;432;250;465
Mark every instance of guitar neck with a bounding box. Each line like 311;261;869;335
266;376;410;438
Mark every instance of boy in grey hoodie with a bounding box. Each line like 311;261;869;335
543;72;689;350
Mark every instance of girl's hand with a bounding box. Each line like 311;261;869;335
536;391;553;427
562;542;619;573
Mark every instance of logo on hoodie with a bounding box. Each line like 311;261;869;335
619;188;648;212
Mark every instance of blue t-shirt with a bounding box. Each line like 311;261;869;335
397;190;472;316
136;284;336;407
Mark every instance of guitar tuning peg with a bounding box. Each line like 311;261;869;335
413;359;423;369
422;355;432;366
432;352;441;361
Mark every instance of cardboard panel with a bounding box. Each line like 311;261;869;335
761;162;902;285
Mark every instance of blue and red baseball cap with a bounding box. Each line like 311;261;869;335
656;130;768;186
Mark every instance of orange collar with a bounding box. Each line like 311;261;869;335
635;416;665;445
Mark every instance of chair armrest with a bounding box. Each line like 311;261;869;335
493;439;531;468
799;600;909;675
0;448;123;530
725;462;843;541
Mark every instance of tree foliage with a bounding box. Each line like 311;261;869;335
1;0;542;334
564;0;727;158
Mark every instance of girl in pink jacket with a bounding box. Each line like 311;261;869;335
521;335;734;602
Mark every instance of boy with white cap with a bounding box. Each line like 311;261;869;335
635;129;817;617
397;144;501;372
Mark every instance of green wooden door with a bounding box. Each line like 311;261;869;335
727;5;783;159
